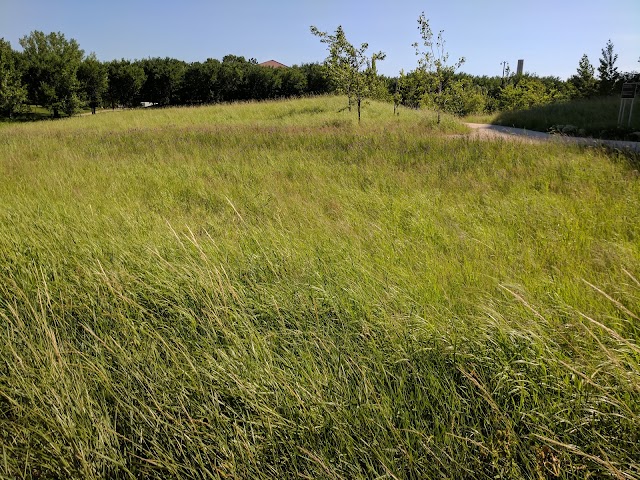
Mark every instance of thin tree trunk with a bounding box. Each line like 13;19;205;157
357;96;361;123
437;82;442;125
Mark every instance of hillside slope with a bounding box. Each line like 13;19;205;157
1;97;639;479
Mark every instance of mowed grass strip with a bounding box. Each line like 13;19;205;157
1;96;639;479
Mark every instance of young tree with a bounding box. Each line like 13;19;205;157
78;54;108;114
569;54;598;98
311;26;354;108
19;31;84;117
310;25;385;122
598;39;619;96
0;38;27;118
394;70;406;115
413;12;465;123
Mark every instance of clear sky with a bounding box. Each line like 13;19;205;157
1;0;638;79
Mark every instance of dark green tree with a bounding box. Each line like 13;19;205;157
245;63;277;100
597;39;619;95
105;60;146;108
181;59;221;104
277;67;307;97
217;55;250;101
569;54;597;98
0;38;27;118
78;53;108;114
19;31;84;117
298;63;331;95
138;57;187;106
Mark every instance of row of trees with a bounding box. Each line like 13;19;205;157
0;31;332;118
2;26;638;120
569;40;626;99
311;15;639;120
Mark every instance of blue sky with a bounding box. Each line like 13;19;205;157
1;0;638;79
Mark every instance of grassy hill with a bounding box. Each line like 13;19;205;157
1;97;639;479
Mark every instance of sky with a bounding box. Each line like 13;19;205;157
1;0;639;80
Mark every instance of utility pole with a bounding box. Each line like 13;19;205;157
501;61;509;86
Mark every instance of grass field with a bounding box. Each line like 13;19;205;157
0;104;98;123
1;96;639;479
466;96;640;140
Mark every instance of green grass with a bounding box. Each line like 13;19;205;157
462;112;499;125
480;96;640;140
1;96;639;479
0;104;97;123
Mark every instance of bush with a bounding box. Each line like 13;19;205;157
421;78;488;116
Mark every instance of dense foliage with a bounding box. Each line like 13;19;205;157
0;29;638;119
0;39;27;118
18;31;84;117
1;31;332;118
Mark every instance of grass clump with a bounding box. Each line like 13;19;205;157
1;96;639;478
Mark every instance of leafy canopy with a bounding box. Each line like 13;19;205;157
0;38;27;117
19;31;84;117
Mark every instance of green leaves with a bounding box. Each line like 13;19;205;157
413;12;465;123
569;54;598;99
19;31;84;117
597;39;619;95
0;38;27;117
310;25;386;121
105;60;146;108
78;54;108;113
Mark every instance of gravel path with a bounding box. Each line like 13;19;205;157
465;123;640;152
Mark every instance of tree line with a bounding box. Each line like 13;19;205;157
1;25;638;120
0;31;332;119
311;14;638;121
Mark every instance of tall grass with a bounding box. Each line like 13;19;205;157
1;96;639;478
484;96;640;140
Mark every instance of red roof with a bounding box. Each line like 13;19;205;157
259;60;288;68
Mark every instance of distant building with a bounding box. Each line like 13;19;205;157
259;60;288;68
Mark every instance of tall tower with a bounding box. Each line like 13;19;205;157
517;59;524;75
